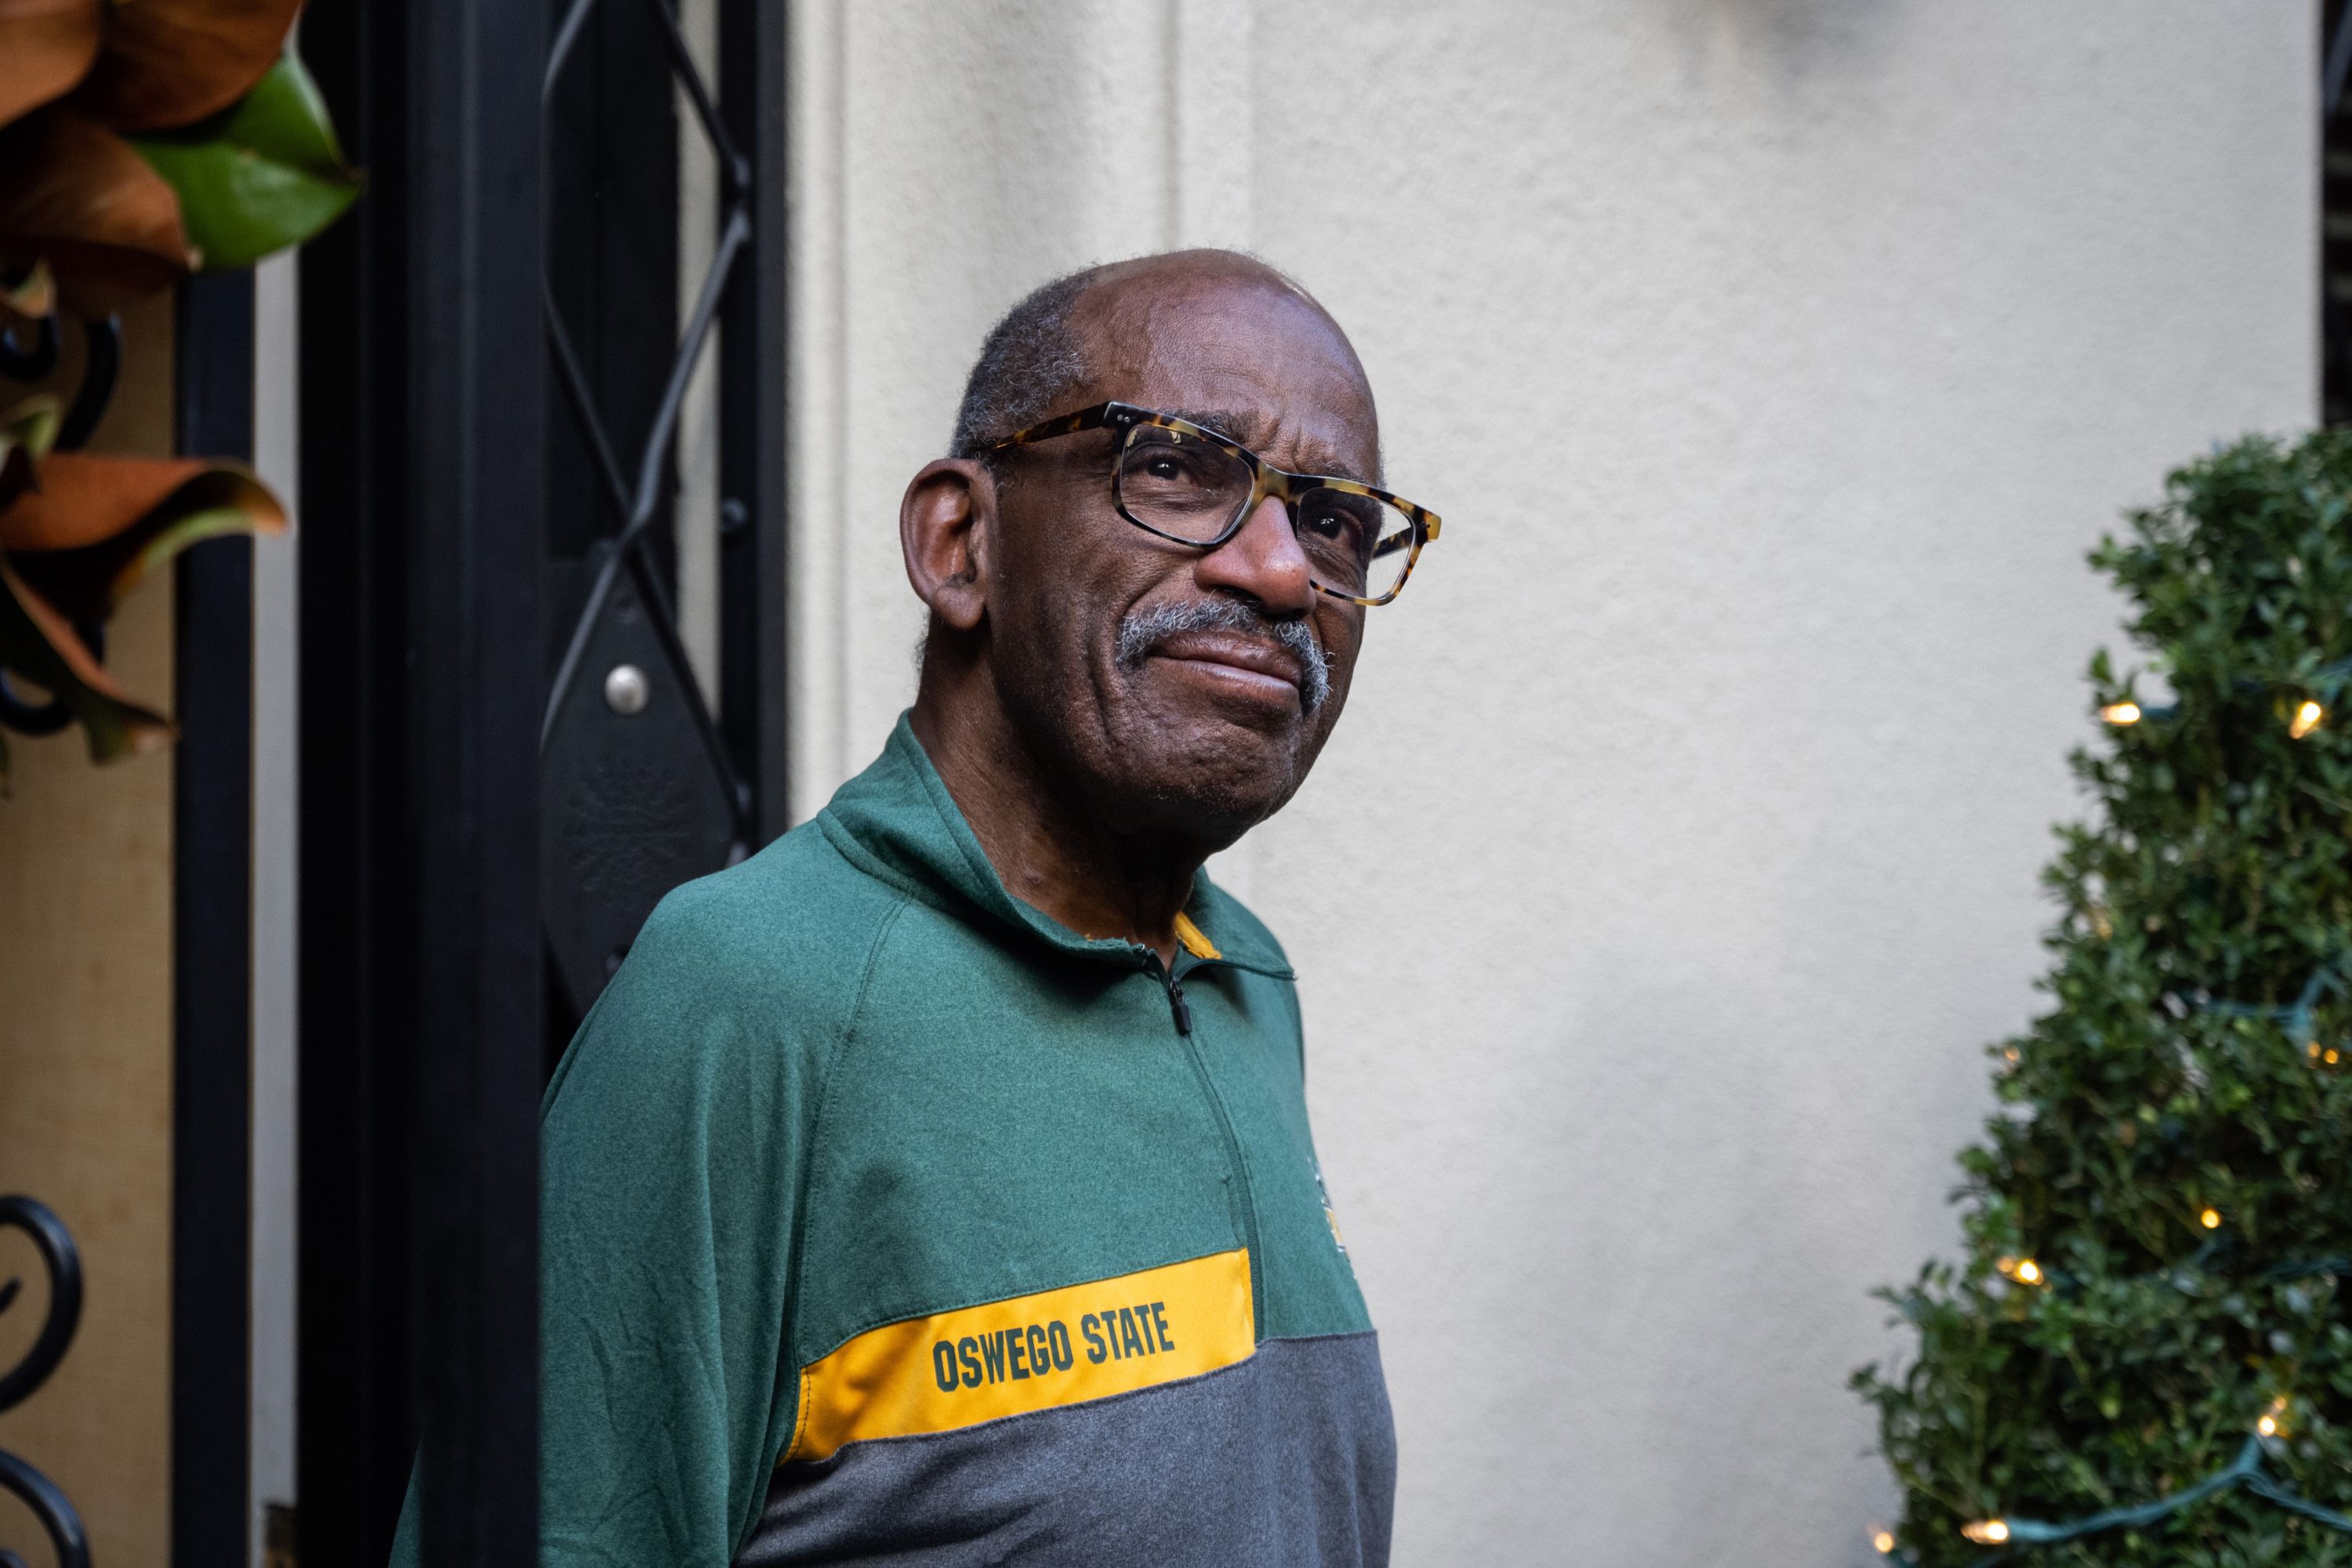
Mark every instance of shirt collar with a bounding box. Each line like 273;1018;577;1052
815;712;1293;978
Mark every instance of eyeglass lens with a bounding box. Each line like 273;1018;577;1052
1114;426;1416;602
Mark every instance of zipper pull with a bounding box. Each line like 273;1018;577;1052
1167;978;1192;1036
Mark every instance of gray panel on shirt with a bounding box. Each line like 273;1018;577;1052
735;1333;1395;1568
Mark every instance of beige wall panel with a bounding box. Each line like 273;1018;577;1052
0;291;179;1568
792;4;2314;1562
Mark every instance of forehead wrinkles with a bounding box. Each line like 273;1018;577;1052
1078;280;1380;477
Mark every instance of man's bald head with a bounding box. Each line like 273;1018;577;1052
949;249;1375;475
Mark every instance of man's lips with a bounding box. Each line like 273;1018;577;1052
1144;630;1308;695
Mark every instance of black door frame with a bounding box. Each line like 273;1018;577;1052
174;271;256;1568
295;1;547;1563
290;4;418;1555
718;1;792;845
295;4;787;1564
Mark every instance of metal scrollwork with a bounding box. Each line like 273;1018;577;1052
0;314;58;383
535;0;760;1014
0;677;74;739
50;316;118;456
0;1196;90;1568
0;314;118;455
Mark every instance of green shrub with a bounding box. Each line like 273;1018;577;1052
1859;432;2352;1566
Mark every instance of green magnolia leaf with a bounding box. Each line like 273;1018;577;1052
124;51;360;274
0;394;61;503
0;394;60;521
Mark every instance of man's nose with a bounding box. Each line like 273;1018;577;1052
1194;493;1313;614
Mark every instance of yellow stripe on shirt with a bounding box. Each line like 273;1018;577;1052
785;1248;1254;1463
1173;911;1221;960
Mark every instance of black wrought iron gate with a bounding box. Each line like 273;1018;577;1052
539;0;788;1038
296;2;785;1564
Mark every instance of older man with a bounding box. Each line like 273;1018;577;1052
409;249;1441;1567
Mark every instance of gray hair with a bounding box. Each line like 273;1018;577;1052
949;268;1097;461
949;249;1317;463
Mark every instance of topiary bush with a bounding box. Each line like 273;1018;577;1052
1858;431;2352;1566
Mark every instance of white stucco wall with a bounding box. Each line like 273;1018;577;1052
786;5;2316;1562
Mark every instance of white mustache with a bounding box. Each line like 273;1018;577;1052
1114;599;1331;713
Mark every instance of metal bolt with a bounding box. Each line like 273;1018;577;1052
604;663;649;716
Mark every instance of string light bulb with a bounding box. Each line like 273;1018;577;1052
1870;1526;1897;1555
2293;700;2326;739
1962;1519;2013;1544
1997;1256;2045;1285
2330;1049;2342;1065
2260;1396;2290;1439
2100;702;2143;727
2201;1207;2223;1230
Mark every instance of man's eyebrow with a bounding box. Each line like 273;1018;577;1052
1161;408;1264;445
1160;408;1371;484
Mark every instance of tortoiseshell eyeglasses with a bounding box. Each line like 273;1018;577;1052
985;401;1443;608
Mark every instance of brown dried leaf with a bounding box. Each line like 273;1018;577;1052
0;107;194;310
0;554;171;763
0;0;102;126
73;0;303;132
0;448;200;551
2;454;285;620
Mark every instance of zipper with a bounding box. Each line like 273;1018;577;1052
1141;946;1266;1339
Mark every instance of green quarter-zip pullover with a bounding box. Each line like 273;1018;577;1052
390;714;1393;1566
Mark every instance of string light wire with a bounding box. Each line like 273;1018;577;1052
1877;1433;2352;1565
2201;960;2346;1054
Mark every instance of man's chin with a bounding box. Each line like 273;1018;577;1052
1088;716;1316;844
1123;779;1289;848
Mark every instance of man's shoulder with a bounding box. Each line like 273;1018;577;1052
615;815;913;1024
544;820;921;1116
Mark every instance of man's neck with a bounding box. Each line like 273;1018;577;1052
910;684;1203;971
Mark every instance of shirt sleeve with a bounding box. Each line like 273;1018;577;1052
387;890;815;1567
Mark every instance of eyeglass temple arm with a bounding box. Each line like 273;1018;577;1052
988;403;1121;451
1366;506;1442;561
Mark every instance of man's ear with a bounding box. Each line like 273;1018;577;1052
900;458;996;633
